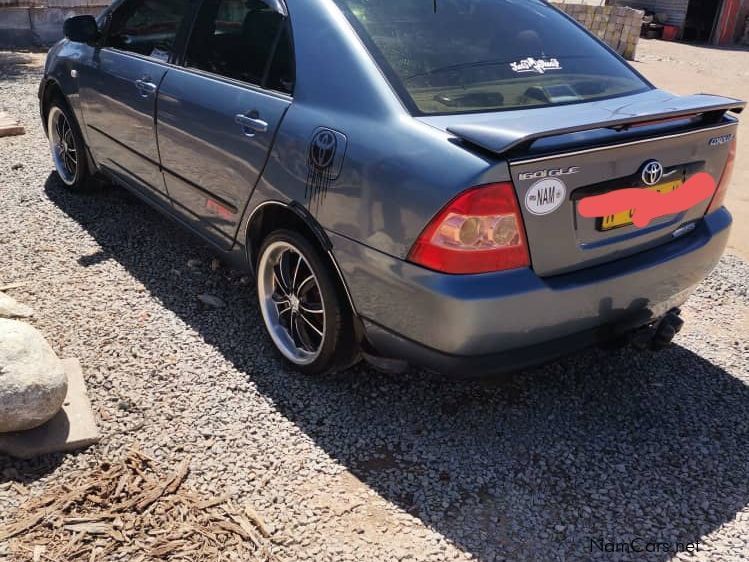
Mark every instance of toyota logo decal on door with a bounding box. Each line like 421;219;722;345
306;127;346;214
310;130;338;170
641;160;664;186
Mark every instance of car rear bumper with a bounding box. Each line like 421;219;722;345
329;208;731;376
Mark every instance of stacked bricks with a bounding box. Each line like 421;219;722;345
553;2;644;60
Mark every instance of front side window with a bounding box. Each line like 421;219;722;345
333;0;650;115
185;0;294;93
105;0;189;61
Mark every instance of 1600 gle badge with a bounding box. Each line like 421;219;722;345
519;166;580;181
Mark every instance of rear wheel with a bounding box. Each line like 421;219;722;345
256;229;357;375
47;99;89;190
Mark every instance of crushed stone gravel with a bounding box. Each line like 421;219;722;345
1;51;749;561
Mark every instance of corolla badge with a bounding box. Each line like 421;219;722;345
709;134;734;146
525;178;567;216
641;160;664;186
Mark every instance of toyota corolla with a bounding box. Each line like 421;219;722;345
40;0;744;375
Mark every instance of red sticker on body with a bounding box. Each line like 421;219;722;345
578;172;716;228
205;198;234;220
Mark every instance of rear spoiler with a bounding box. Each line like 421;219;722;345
446;93;745;156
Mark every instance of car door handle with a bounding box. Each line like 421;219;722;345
134;78;157;96
235;114;268;136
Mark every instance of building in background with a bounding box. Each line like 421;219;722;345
609;0;749;44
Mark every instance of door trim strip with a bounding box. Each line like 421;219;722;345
88;124;160;167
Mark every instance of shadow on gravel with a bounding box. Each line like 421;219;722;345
0;51;44;81
0;455;65;487
46;175;749;561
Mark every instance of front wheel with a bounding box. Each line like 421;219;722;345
256;229;357;375
47;99;89;189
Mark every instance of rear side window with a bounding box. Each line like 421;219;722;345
333;0;650;115
105;0;189;61
185;0;294;94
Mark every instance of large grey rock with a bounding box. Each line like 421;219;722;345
0;292;33;318
0;358;100;458
0;319;67;433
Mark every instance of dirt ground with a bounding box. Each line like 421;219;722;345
632;39;749;260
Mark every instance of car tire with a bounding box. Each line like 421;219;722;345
46;97;90;190
256;229;358;376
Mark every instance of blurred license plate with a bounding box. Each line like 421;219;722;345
599;179;682;231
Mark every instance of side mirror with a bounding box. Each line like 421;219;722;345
63;15;99;43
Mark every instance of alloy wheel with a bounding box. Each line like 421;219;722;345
48;106;78;186
258;241;326;365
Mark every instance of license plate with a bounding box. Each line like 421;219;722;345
598;179;683;231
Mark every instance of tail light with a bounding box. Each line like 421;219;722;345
407;182;530;274
706;137;737;214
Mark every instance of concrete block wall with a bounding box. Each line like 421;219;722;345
0;0;106;6
0;1;107;48
553;2;644;60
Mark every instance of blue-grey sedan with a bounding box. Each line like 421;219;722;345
40;0;744;375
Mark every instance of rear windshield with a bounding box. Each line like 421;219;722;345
333;0;650;115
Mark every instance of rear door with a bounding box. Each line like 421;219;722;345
78;0;192;204
156;0;294;248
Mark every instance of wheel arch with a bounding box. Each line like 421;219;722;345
245;200;359;319
39;78;65;136
40;77;100;176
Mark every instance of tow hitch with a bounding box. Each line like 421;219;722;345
631;308;685;350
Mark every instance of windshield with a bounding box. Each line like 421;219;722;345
333;0;650;115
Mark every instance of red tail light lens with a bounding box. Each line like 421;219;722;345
407;182;530;274
706;138;737;214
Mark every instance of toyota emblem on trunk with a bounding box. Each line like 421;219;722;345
641;160;664;186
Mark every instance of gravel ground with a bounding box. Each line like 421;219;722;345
2;50;749;562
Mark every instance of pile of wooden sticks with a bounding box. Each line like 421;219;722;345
0;446;276;561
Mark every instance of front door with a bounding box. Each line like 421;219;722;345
156;0;294;247
78;0;192;203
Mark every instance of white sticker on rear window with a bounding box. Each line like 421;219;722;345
525;178;567;216
509;57;562;74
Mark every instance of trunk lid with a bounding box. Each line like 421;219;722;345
510;124;737;276
420;90;744;276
